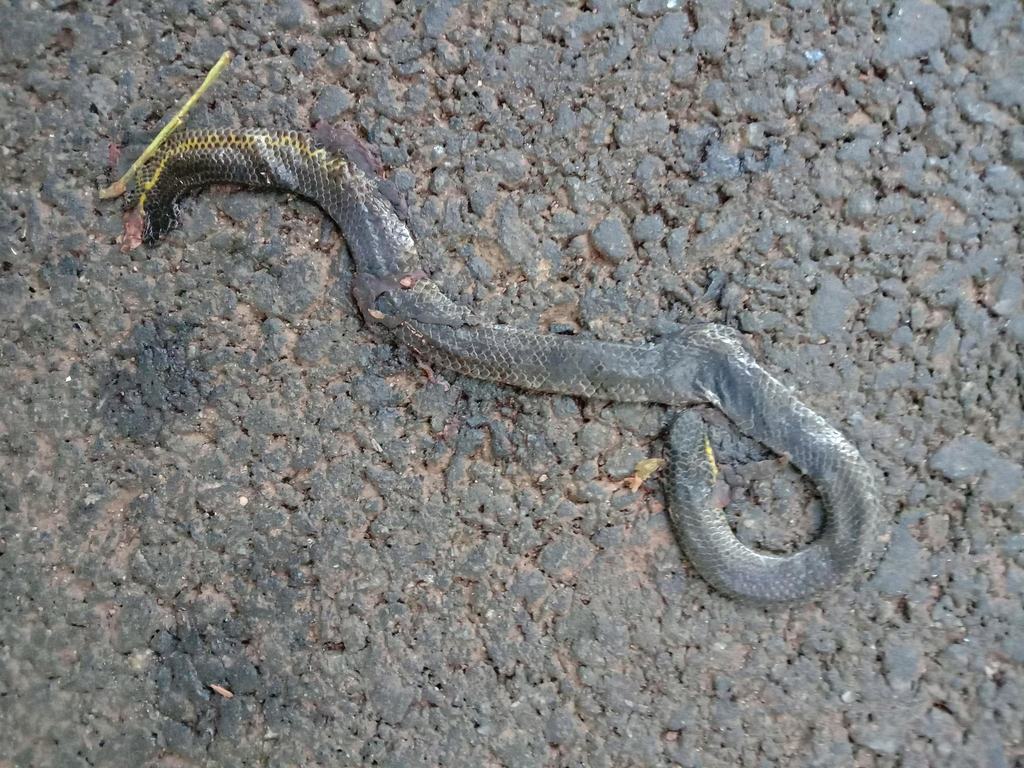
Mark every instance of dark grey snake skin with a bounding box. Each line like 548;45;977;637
128;128;882;603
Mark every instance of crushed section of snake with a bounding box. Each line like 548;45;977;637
126;128;882;603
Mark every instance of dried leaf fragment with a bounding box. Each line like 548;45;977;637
625;457;665;492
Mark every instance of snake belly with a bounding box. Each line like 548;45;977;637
128;128;882;603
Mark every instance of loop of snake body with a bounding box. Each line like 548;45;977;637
126;128;882;603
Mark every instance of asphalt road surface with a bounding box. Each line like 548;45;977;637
2;1;1022;766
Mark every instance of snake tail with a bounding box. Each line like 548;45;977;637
667;326;881;601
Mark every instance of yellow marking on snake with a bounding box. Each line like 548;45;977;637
137;131;350;214
703;434;719;482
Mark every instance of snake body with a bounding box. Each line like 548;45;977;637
129;128;882;603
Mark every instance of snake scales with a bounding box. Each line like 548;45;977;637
126;128;882;603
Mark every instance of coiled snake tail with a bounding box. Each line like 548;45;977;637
668;326;881;602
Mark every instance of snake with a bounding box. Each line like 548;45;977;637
124;128;882;603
